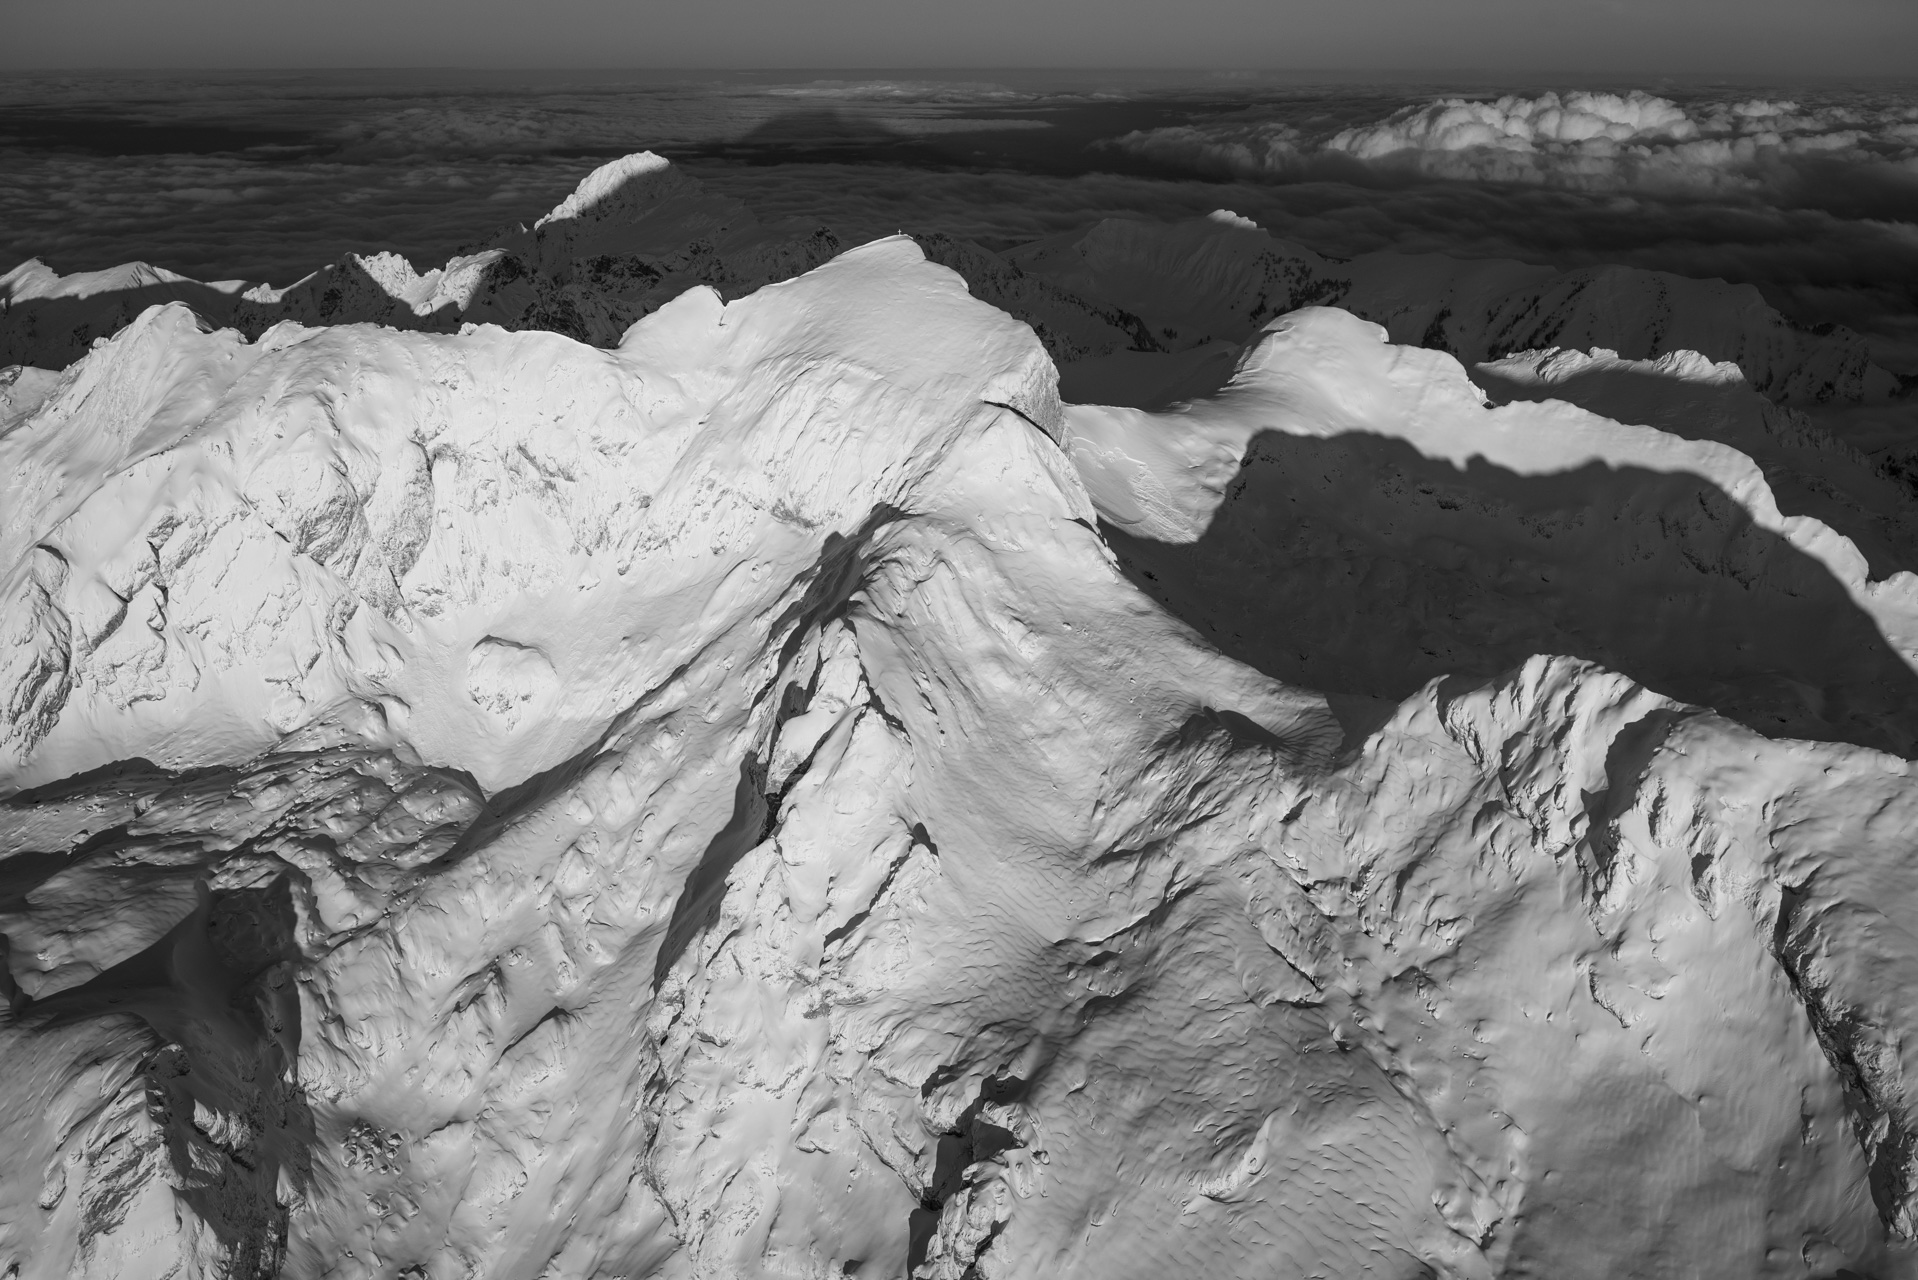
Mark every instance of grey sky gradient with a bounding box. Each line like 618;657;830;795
4;0;1915;74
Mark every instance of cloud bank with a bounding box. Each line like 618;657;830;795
2;75;1913;377
1110;90;1918;195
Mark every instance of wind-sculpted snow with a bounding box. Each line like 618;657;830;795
0;237;1058;795
5;195;1918;1280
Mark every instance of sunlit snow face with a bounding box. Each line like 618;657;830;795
3;71;1915;371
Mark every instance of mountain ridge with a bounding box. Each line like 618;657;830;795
3;153;1917;1279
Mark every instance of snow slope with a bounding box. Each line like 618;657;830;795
1069;307;1918;755
0;259;251;372
4;175;1918;1280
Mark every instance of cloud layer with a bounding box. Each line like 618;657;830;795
1110;90;1918;195
1;75;1913;378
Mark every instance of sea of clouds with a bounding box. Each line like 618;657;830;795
0;72;1079;283
2;75;1913;372
1094;86;1918;372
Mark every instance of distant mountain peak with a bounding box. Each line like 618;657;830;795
534;149;679;229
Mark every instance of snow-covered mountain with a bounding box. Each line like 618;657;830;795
7;154;1902;412
240;154;846;349
1066;308;1918;756
4;155;1918;1279
0;259;253;373
2;153;846;368
1008;211;1901;406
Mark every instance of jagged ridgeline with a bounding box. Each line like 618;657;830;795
3;156;1918;1279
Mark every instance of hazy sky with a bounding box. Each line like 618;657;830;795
4;0;1915;75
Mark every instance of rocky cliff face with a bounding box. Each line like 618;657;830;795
4;159;1918;1280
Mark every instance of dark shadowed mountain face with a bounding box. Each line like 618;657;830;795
1107;431;1918;757
3;70;1916;375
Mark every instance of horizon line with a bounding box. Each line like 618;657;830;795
7;64;1917;81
